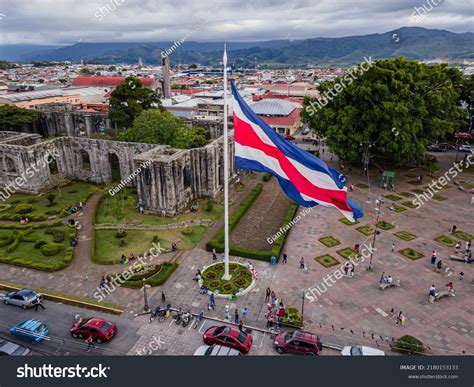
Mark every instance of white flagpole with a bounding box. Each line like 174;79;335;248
222;44;231;280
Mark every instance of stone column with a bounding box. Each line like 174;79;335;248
64;113;74;137
84;115;93;138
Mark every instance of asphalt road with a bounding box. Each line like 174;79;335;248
0;293;341;356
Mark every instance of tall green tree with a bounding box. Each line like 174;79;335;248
302;57;466;166
460;74;474;132
0;105;38;131
117;109;208;149
109;76;161;129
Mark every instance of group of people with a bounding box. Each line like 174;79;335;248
343;262;355;277
69;202;83;214
390;309;406;325
455;240;472;263
428;283;455;303
264;287;285;329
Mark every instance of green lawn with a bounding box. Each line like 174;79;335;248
377;221;395;231
356;225;373;236
452;230;473;241
339;218;359;226
315;254;340;268
399;192;414;198
394;231;417;241
1;182;96;220
318;236;341;248
0;224;74;270
399;248;424;261
94;226;210;264
401;201;418;209
336;247;356;260
392;204;407;212
434;235;456;247
96;187;224;226
432;194;448;201
384;194;402;201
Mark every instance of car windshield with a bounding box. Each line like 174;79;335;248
33;324;45;333
237;332;247;344
99;322;112;333
284;333;293;344
77;318;91;328
350;346;363;356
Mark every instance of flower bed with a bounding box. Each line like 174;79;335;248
377;221;395;231
394;231;417;241
452;230;473;241
202;262;253;295
399;248;424;261
402;201;417;209
315;254;340;268
318;236;341;248
336;247;356;260
339;218;359;226
434;235;456;247
356;225;373;236
384;194;402;201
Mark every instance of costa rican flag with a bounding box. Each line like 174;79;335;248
231;82;363;222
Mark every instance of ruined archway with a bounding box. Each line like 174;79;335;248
80;149;91;171
183;165;192;189
108;153;121;182
4;156;16;173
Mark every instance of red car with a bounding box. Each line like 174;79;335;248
284;134;296;141
203;325;253;354
274;330;322;355
70;317;117;343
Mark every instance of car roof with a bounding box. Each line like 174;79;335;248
12;289;36;297
16;319;44;330
293;331;318;342
83;317;107;328
210;345;240;356
0;341;22;355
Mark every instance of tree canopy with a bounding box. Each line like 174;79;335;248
117;109;208;149
302;57;467;166
109;76;161;129
0;105;38;131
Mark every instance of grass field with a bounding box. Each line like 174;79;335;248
96;187;224;226
94;226;209;264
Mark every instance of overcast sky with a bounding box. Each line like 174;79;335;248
1;0;473;45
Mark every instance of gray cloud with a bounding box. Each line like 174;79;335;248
1;0;472;44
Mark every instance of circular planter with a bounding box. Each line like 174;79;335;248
201;261;256;298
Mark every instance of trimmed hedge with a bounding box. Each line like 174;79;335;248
15;203;33;214
262;173;272;182
0;246;74;271
206;184;299;262
41;242;64;256
393;335;426;354
0;213;48;221
121;262;178;288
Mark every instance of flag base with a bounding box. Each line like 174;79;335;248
222;274;232;281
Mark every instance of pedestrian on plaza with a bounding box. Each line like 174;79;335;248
238;321;243;332
390;308;395;318
436;260;443;273
349;264;354;277
266;313;274;328
391;243;395;253
282;253;287;264
33;297;45;311
79;201;83;211
212;248;217;261
431;251;437;266
209;293;215;310
278;306;285;321
446;282;454;293
459;272;464;281
161;291;166;303
85;336;95;352
451;225;457;234
265;287;271;303
343;263;349;276
429;285;437;303
299;257;305;270
241;307;249;323
455;242;461;254
234;309;239;324
466;240;471;253
396;311;403;325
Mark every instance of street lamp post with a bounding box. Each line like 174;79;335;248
142;279;151;312
301;291;305;328
367;199;382;272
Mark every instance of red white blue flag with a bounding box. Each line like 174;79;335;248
231;82;363;222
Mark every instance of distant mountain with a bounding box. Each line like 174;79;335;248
3;28;473;66
0;44;67;62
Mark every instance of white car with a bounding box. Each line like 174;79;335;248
459;145;472;152
194;344;240;356
341;345;385;356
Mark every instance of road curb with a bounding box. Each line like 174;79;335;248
0;281;124;315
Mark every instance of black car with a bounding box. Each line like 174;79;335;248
428;144;447;152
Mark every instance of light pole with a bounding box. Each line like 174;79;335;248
301;291;305;328
142;279;151;312
367;199;382;272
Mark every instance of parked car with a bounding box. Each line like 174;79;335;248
284;134;296;141
70;317;118;343
274;330;322;355
10;320;49;344
203;325;253;354
459;145;472;152
0;338;31;356
428;144;447;152
301;127;311;135
193;344;241;356
2;289;41;309
341;345;385;356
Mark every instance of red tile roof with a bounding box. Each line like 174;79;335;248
259;108;302;127
72;76;155;88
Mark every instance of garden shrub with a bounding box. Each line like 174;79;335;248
59;209;69;218
41;243;64;256
182;227;193;236
263;173;272;182
394;335;426;353
14;203;33;214
27;198;37;204
152;235;160;243
205;200;214;212
115;231;127;238
34;240;47;249
45;228;65;243
7;239;20;253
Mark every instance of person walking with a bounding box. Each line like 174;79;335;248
33;297;45;311
209;293;215;310
429;285;437;303
391;243;395;253
161;291;166;303
349;263;355;277
282;253;287;264
265;287;271;303
299;257;305;270
241;307;249;323
234;309;239;324
212;248;217;261
455;242;461;254
436;260;443;273
396;311;403;325
431;251;437;266
85;335;95;352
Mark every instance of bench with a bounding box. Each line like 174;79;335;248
379;278;401;290
450;254;465;262
429;290;455;303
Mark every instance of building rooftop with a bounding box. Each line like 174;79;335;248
250;98;299;116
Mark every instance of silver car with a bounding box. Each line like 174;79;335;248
2;289;41;309
341;345;385;356
0;339;31;356
194;344;241;356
